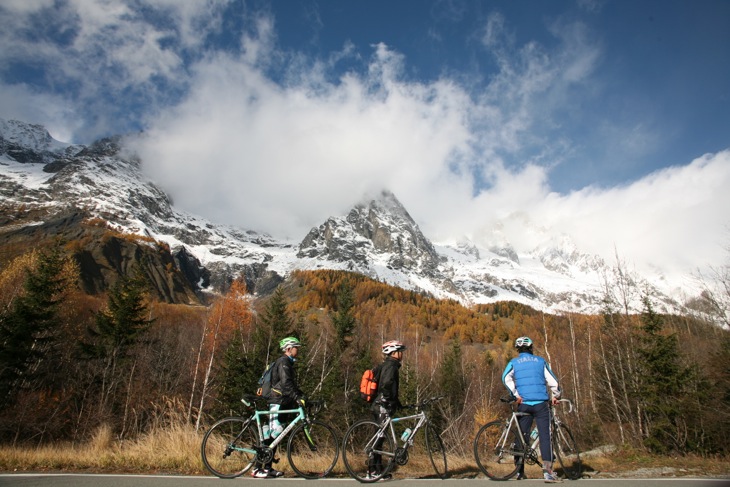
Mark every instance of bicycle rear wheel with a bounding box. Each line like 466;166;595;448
287;419;340;478
201;417;259;478
342;419;395;483
552;423;582;480
473;420;523;480
425;423;448;479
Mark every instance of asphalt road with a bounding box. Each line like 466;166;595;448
0;475;727;487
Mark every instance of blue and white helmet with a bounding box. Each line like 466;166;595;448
514;336;533;349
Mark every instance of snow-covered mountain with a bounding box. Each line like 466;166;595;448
0;119;682;313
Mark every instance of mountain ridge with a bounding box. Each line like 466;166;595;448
0;119;684;314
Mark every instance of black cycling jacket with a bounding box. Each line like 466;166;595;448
374;355;401;411
269;354;302;405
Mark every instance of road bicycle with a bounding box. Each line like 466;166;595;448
473;396;582;480
201;394;339;479
342;396;448;483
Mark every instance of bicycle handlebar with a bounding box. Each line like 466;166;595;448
554;398;574;413
401;395;445;410
500;395;574;413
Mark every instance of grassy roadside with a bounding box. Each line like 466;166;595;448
1;424;728;478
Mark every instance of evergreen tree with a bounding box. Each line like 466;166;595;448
439;339;467;417
332;279;356;349
215;329;258;417
637;296;688;453
253;287;294;372
0;246;68;405
82;269;154;360
79;268;154;418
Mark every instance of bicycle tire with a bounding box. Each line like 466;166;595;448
287;419;340;478
342;419;396;483
425;423;448;479
473;420;523;480
552;423;582;480
201;416;259;478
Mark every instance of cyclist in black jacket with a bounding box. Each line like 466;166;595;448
252;336;304;479
368;340;406;479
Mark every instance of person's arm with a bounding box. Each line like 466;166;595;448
379;363;397;403
280;360;302;400
544;363;561;403
502;361;521;403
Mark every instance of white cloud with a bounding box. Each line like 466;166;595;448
0;83;80;142
2;0;728;288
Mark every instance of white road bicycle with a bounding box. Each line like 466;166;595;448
473;396;582;480
342;396;448;483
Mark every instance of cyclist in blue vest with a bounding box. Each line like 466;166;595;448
502;336;562;483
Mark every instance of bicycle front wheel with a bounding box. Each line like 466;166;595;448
425;423;448;479
201;417;259;478
473;420;522;480
342;419;395;483
287;419;340;478
552;423;582;480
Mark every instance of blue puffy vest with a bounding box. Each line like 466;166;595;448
504;353;550;403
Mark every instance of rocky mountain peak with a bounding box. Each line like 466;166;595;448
1;119;686;314
298;189;442;277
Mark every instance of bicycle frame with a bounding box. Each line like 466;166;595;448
230;399;311;456
527;399;574;460
253;407;306;450
389;409;428;448
497;410;533;461
508;399;575;466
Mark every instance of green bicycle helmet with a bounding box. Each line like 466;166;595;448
280;336;302;351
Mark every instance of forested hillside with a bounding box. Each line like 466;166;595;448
1;243;728;459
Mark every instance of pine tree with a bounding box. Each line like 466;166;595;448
637;295;688;453
256;287;294;362
82;269;154;360
215;329;257;417
79;268;154;419
0;246;68;405
332;279;356;349
439;339;467;417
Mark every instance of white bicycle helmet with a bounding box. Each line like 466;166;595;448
382;340;406;355
514;336;533;349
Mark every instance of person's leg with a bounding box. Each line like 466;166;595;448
516;404;534;478
368;406;388;476
533;401;558;479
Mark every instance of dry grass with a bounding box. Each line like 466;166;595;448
0;423;203;475
1;426;728;479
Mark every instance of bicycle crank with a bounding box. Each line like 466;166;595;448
257;446;274;464
394;447;409;466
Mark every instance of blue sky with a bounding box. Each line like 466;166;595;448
1;0;729;285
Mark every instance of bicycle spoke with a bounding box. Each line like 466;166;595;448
552;423;582;480
343;420;395;483
287;420;339;479
201;417;258;478
425;424;448;479
473;420;522;480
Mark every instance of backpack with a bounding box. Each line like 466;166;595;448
359;365;381;402
256;361;277;399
